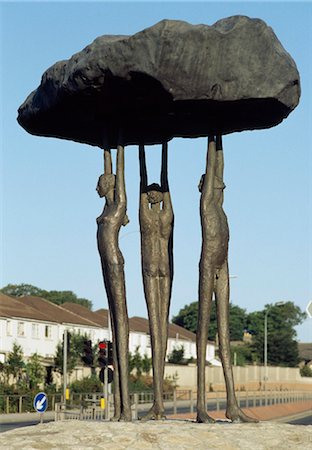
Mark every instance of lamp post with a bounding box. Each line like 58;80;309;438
263;301;285;393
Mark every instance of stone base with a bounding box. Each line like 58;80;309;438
1;420;311;449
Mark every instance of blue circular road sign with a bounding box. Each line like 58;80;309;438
34;392;48;413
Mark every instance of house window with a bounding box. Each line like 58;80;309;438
6;320;12;336
32;323;39;338
45;325;52;339
146;335;151;348
17;322;25;337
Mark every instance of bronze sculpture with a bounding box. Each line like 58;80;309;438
196;135;257;423
139;143;174;420
96;144;132;421
17;17;300;425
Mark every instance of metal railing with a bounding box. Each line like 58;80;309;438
1;389;311;416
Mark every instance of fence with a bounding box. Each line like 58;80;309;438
2;389;311;417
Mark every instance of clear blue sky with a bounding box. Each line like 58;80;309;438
1;1;311;342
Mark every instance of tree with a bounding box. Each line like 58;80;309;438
172;301;248;341
230;344;256;366
246;301;306;367
128;347;152;377
54;332;90;375
168;345;185;364
1;283;93;310
300;365;312;377
5;343;25;384
25;353;45;390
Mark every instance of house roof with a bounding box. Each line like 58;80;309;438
298;343;312;361
93;309;109;328
17;296;101;328
63;303;107;327
0;293;57;323
129;316;198;342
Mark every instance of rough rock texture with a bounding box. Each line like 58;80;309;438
18;16;300;148
1;420;311;450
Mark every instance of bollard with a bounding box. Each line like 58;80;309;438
133;393;139;420
190;390;194;414
173;389;177;415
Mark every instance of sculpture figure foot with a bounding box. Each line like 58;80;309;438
119;409;132;422
226;406;259;423
110;415;120;422
140;405;166;421
196;410;215;423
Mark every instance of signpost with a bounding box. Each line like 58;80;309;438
34;392;48;424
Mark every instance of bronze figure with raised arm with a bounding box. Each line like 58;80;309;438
139;143;174;420
197;135;258;423
96;143;131;422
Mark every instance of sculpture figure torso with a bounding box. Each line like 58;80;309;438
97;203;126;265
200;199;229;269
140;203;173;276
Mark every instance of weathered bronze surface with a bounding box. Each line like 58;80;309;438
196;136;258;423
139;143;174;419
17;17;300;147
96;145;131;421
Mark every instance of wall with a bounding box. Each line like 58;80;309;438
164;364;311;391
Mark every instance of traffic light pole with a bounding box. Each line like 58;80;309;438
104;359;109;420
63;329;67;406
107;313;112;418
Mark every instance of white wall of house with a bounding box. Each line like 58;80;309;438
0;316;58;359
0;316;108;361
1;314;215;366
57;324;108;346
129;332;152;358
166;337;215;363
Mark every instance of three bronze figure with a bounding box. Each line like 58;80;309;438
16;14;300;428
96;135;256;423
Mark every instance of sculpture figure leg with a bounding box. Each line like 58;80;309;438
141;275;165;420
159;275;171;395
106;264;132;421
196;263;215;423
102;264;121;420
215;261;258;423
109;309;121;420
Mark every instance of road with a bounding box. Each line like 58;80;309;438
1;409;311;433
287;414;312;426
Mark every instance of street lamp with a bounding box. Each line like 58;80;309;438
264;301;285;391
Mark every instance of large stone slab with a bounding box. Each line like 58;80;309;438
0;420;311;449
18;16;300;148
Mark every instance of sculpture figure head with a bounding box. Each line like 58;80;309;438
147;183;163;204
96;174;116;198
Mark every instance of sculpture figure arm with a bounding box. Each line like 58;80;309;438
104;148;113;175
115;144;126;204
161;142;173;212
202;135;217;201
216;135;224;181
139;144;149;209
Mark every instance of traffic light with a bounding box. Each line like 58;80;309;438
81;339;93;366
98;341;107;368
107;341;113;365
